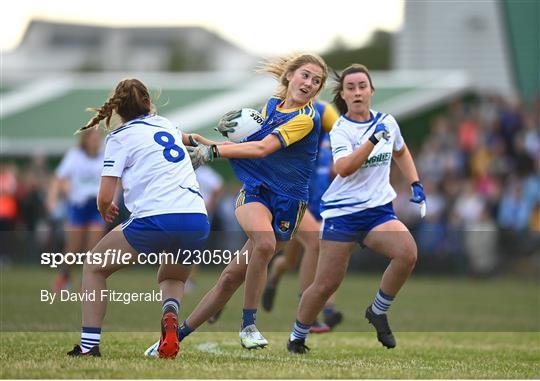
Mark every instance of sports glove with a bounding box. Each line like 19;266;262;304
215;109;242;137
369;123;390;145
187;144;220;170
410;181;427;218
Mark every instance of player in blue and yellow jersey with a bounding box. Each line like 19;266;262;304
262;100;344;332
171;53;328;350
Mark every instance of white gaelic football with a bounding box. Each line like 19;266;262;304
227;108;264;143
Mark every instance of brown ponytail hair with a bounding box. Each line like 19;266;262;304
77;78;154;133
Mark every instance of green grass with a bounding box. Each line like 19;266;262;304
1;266;539;378
1;332;538;378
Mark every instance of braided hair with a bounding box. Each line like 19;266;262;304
77;79;154;133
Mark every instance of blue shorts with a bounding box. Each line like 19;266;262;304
235;185;307;241
67;198;103;226
321;202;397;243
122;213;210;257
308;203;322;222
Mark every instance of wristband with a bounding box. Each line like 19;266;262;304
369;135;379;145
188;134;198;147
210;144;220;159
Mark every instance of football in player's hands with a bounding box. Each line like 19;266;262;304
218;108;264;143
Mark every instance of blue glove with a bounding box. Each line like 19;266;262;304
410;181;426;218
369;123;390;145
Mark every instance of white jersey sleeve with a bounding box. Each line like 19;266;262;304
102;134;129;178
389;115;405;151
330;121;354;162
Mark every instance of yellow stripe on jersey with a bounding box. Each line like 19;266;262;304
261;103;268;119
321;103;339;132
274;114;314;147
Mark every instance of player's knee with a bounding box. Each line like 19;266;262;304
398;241;417;269
156;270;184;284
252;237;276;259
218;270;243;294
83;262;107;277
303;240;319;257
313;278;339;299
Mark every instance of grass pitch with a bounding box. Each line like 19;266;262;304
1;265;539;378
1;332;538;378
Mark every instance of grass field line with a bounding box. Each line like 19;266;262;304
195;341;222;354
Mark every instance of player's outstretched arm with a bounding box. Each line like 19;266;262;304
217;134;281;158
188;134;282;169
181;133;222;147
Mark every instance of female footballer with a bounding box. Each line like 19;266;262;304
47;129;105;292
286;64;426;354
262;100;343;332
147;53;328;352
66;78;210;359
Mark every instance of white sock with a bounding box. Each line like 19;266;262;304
289;320;311;341
81;327;101;353
371;289;395;315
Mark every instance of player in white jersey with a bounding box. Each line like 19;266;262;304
287;64;426;354
47;129;105;291
66;79;210;359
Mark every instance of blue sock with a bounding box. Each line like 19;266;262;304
242;308;257;329
177;320;193;342
371;289;395;315
81;326;101;353
162;298;179;316
289;319;311;342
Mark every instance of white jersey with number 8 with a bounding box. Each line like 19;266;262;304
101;114;207;219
